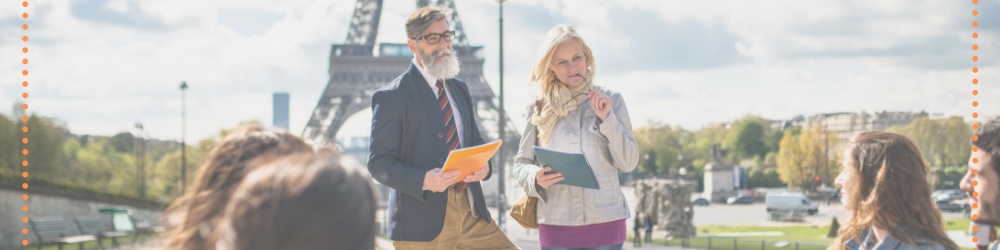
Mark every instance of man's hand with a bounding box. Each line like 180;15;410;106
463;164;489;183
535;166;565;189
423;168;459;192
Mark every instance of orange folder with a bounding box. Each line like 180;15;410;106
441;139;503;184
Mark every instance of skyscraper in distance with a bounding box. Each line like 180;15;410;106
273;92;290;130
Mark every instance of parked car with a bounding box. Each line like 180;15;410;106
936;200;965;212
727;196;755;204
932;189;947;197
934;189;966;202
691;197;710;206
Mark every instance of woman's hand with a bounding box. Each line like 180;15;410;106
589;90;612;121
535;166;565;189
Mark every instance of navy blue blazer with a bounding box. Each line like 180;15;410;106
368;62;494;242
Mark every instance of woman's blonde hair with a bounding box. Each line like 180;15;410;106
530;24;597;97
529;24;597;144
162;125;313;250
831;131;958;250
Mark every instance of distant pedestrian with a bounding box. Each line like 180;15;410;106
643;215;653;243
632;213;642;247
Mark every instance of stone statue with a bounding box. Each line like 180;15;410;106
634;179;697;239
709;144;729;164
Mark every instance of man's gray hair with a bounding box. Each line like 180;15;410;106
406;7;449;39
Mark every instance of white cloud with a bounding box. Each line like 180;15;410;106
0;0;993;145
103;0;129;14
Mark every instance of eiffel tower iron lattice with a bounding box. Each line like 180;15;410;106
301;0;520;228
304;0;512;144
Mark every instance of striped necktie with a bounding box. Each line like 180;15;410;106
436;80;466;190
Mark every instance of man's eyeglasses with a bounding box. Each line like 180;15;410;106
413;31;456;45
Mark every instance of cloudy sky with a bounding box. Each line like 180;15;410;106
1;0;998;143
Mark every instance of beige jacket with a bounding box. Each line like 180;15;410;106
512;86;640;226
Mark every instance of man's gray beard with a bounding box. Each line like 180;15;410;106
419;47;461;80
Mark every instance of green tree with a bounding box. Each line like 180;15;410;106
765;168;783;187
642;150;658;175
0;106;269;204
748;167;766;188
634;121;690;175
63;138;137;197
777;125;839;190
150;139;214;202
148;121;260;202
23;114;67;177
767;129;785;157
725;116;770;161
685;124;729;174
939;118;973;167
0;113;15;174
763;152;778;168
151;150;182;200
930;166;967;190
886;117;972;168
108;132;136;153
777;129;807;189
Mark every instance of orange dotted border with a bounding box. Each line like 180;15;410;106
971;0;985;247
20;1;29;247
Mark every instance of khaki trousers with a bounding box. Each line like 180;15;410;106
393;188;520;250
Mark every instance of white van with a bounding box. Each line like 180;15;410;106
766;192;818;215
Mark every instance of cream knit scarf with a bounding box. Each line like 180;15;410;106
531;80;593;145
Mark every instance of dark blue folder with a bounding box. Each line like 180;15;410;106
532;146;600;190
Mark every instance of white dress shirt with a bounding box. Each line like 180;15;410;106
413;59;465;147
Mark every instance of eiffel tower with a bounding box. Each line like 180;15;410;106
301;0;520;226
302;0;517;146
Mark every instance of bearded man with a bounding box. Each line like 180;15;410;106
367;7;519;250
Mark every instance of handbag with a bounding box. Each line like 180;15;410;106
509;193;539;229
510;101;543;229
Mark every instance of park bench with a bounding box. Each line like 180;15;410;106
28;217;98;250
74;217;130;249
130;216;165;244
97;208;165;245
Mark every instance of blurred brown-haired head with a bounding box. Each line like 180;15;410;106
163;125;313;250
831;131;957;250
213;146;376;250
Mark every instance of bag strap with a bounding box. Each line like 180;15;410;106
533;100;542;164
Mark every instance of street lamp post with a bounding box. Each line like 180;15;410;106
496;0;507;230
677;154;684;180
180;81;188;193
824;125;830;191
135;122;145;198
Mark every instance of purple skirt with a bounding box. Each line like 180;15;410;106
538;219;627;248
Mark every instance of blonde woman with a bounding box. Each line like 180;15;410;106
832;131;958;250
513;24;639;250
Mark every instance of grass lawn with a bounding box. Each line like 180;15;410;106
2;234;151;250
626;218;973;250
695;225;834;243
626;224;832;250
944;218;971;231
